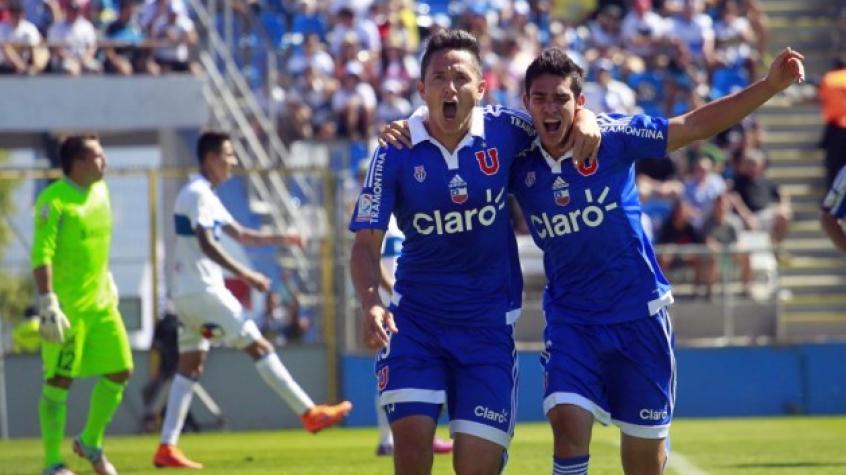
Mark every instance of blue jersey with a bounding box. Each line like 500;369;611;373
822;165;846;219
350;106;536;326
510;113;673;325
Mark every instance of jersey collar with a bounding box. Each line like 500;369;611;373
534;137;573;174
192;173;213;189
408;106;485;170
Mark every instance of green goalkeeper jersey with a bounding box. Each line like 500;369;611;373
32;178;117;315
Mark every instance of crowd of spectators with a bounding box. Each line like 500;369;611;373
0;0;803;298
257;0;783;299
0;0;199;75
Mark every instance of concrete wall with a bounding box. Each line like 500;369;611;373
2;346;328;438
0;76;206;132
341;343;846;427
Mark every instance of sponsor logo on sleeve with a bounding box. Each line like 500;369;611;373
355;194;373;222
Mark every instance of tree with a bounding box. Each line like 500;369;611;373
0;150;34;325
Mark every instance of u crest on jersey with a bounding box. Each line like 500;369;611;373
475;148;500;175
574;155;599;176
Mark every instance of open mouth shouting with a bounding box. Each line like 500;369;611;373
542;118;562;133
442;99;458;121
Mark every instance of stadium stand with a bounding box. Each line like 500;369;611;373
0;0;841;342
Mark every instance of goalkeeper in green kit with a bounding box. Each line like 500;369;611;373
32;135;133;475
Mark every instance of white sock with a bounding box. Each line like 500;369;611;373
375;395;393;446
160;374;196;445
254;352;314;415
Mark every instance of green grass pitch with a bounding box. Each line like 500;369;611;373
1;417;844;474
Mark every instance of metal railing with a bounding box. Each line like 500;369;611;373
187;0;320;277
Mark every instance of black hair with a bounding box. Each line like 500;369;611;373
524;48;584;97
419;29;482;80
196;130;231;164
59;134;98;176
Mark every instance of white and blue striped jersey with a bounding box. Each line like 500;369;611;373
510;113;673;325
822;165;846;219
350;106;536;326
172;174;233;296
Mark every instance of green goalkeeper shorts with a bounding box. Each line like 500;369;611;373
41;307;134;380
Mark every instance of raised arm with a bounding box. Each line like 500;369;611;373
223;221;303;247
197;227;270;292
350;229;396;349
667;47;805;152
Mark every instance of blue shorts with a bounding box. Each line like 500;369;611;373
541;308;676;439
375;311;518;448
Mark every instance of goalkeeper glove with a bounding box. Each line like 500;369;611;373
37;292;71;344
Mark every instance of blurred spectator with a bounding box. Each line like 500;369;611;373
150;4;197;73
683;155;726;230
712;0;756;79
586;4;623;53
287;32;334;77
657;199;708;295
294;63;337;138
379;32;419;96
290;0;328;40
328;6;380;57
47;0;101;75
278;96;315;143
0;0;46;74
626;55;666;116
140;0;186;34
261;271;310;346
737;0;767;58
332;60;376;140
332;30;375;81
375;78;411;127
819;57;846;188
666;0;714;67
730;148;791;247
833;7;846;57
23;0;62;35
621;0;667;57
103;0;159;75
583;59;637;113
702;193;752;297
663;41;707;115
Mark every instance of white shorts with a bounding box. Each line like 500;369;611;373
172;289;262;353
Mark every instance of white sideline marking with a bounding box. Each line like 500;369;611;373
667;451;710;475
607;438;710;475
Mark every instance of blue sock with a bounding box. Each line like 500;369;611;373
553;455;589;475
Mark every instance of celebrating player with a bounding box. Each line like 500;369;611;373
508;48;804;474
33;135;133;475
349;29;600;475
153;130;352;469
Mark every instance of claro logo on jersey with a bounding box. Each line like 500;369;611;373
475;406;509;424
530;186;618;238
414;187;506;235
356;152;386;223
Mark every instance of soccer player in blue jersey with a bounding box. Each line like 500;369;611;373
349;30;600;475
821;165;846;253
509;47;805;474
